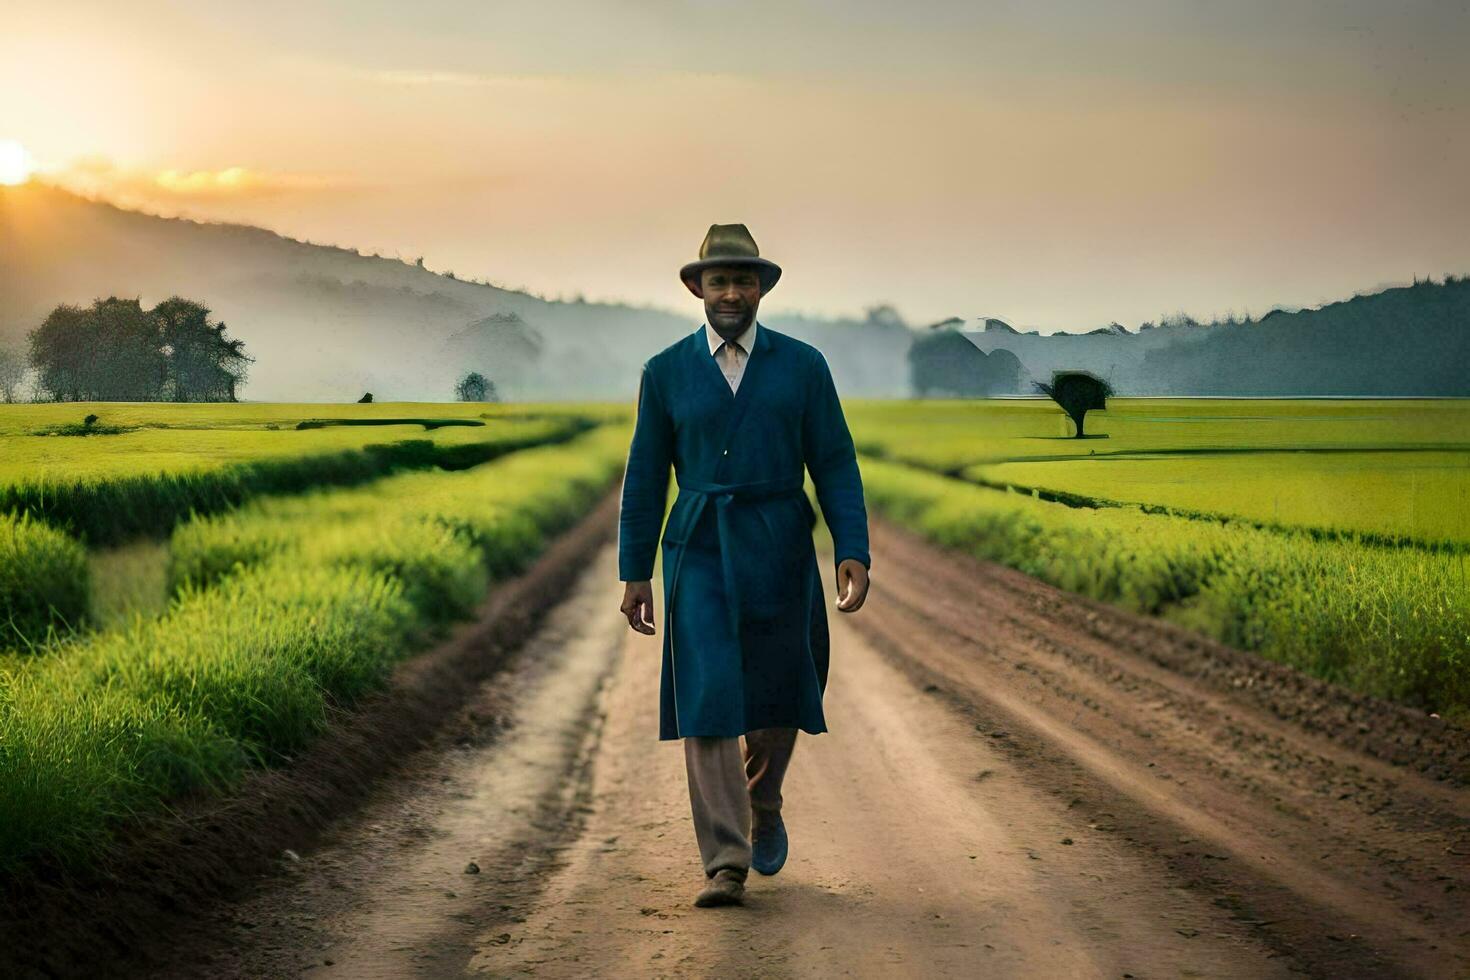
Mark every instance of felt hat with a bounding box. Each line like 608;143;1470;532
679;223;782;298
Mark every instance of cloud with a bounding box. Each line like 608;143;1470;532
152;166;337;196
53;156;346;203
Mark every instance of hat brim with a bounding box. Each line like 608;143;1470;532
680;257;782;298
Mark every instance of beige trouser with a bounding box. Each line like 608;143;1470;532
683;727;799;878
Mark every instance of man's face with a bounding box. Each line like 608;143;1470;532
701;265;761;338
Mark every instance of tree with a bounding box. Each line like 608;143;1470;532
1033;371;1114;438
454;371;492;402
358;392;374;403
28;296;250;402
29;299;161;401
152;297;251;402
92;298;167;400
0;345;25;402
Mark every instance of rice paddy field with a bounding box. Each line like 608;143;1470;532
845;397;1469;721
0;402;614;545
0;401;631;873
0;395;1465;878
846;399;1470;549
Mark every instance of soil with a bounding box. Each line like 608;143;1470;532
10;508;1467;978
141;515;1470;979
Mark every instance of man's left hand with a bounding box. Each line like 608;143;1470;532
834;558;869;613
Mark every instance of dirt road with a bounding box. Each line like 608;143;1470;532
157;520;1469;979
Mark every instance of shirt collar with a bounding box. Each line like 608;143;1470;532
704;318;758;357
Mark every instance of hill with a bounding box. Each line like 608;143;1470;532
3;183;1463;400
0;183;912;402
967;280;1470;396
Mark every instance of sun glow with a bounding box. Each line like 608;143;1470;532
0;140;35;185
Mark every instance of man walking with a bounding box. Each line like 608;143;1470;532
617;223;871;908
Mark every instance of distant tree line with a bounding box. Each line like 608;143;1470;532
1139;277;1470;396
932;275;1468;398
20;296;251;402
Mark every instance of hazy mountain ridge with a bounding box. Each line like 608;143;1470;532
1;182;699;399
1137;278;1470;395
0;184;912;401
3;183;1463;400
966;278;1469;396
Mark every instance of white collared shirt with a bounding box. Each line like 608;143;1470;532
704;318;758;395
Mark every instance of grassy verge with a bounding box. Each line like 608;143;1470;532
0;424;631;876
860;456;1469;722
0;514;90;652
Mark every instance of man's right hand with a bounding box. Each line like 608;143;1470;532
621;580;656;635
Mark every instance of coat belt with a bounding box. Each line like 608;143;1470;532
666;474;808;653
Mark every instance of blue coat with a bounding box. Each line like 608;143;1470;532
618;321;871;740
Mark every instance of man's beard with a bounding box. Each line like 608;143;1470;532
709;305;755;339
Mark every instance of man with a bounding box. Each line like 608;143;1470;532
617;222;871;909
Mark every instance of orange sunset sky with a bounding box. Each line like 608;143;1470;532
4;1;1468;331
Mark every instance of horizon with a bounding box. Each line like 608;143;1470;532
4;2;1468;332
7;178;1462;339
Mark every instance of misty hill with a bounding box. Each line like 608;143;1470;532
1137;282;1469;395
967;280;1469;397
4;183;1464;400
0;184;912;402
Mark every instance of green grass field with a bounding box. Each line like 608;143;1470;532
848;398;1470;547
860;455;1467;713
0;401;571;469
0;403;623;535
0;402;628;656
847;397;1470;722
976;450;1468;547
0;419;631;874
1;395;1465;878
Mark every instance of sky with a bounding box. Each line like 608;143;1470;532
4;0;1468;332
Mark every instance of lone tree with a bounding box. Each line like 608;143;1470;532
454;371;498;402
1033;370;1114;438
358;392;374;403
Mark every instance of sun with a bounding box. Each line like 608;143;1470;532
0;140;35;185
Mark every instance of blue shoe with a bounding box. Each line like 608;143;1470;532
751;814;788;876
